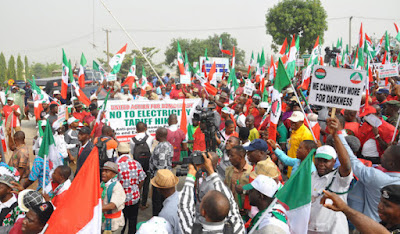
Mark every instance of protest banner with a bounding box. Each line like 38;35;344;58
106;73;117;81
308;66;366;111
199;57;229;80
180;74;190;84
106;98;201;142
376;63;399;79
244;80;255;96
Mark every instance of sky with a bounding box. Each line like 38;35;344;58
0;0;399;73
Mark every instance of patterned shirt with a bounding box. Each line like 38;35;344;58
0;195;24;227
150;141;173;177
116;155;146;206
8;144;30;179
28;157;51;191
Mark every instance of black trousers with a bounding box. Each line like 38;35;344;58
140;171;151;206
152;185;165;216
121;203;139;234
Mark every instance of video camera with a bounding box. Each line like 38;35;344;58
195;106;222;152
175;151;205;176
324;47;341;65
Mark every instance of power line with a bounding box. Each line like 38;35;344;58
110;25;265;33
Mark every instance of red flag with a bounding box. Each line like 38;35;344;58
369;66;373;82
208;62;217;82
279;38;288;55
45;147;102;233
121;76;135;92
382;51;387;64
201;59;208;78
359;23;364;48
395;23;399;33
204;82;217;96
180;99;187;135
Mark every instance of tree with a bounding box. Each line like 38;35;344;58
30;62;61;78
24;55;29;79
7;55;16;81
164;32;246;73
16;55;24;80
265;0;328;54
98;47;164;80
0;53;6;84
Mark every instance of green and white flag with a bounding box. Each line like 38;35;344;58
286;35;300;79
38;120;63;187
275;149;315;234
109;44;127;75
227;68;238;100
93;60;106;82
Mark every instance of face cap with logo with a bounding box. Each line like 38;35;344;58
381;184;400;205
315;145;337;160
243;175;278;198
288;111;305;123
243;139;269;152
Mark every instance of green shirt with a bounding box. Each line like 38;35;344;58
277;122;288;143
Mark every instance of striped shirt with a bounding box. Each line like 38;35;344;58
178;173;245;234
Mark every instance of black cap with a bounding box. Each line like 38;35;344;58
78;126;91;135
31;202;54;225
381;184;400;205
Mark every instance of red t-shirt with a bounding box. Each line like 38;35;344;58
344;122;360;136
169;89;185;99
167;128;186;162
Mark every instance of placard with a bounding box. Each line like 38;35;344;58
52;104;66;128
377;63;399;78
296;59;304;67
106;99;201;142
180;74;190;85
308;66;366;111
199;57;229;80
243;80;255;96
107;73;117;81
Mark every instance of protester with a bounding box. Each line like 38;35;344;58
44;165;71;207
116;143;146;234
166;114;187;164
20;202;54;234
7;86;25;121
75;126;94;176
8;131;30;183
47;104;58;129
3;97;22;135
64;117;80;164
0;175;23;229
94;126;118;165
245;115;259;142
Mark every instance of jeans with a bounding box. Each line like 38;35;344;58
121;203;139;234
152;186;165;216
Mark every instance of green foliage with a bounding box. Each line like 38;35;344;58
16;55;24;80
265;0;328;54
24;56;29;79
0;53;6;84
98;47;164;79
7;55;16;80
164;33;245;74
30;62;61;78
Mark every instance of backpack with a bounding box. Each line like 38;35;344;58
96;137;112;167
132;135;151;171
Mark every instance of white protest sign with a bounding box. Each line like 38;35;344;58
244;80;255;96
180;74;190;85
52;104;66;128
106;99;201;142
377;63;399;78
199;57;229;81
308;66;366;111
107;73;117;81
296;59;304;67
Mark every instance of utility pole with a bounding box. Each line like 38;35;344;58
349;16;353;52
103;28;111;66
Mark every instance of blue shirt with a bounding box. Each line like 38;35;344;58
274;148;316;175
339;134;400;221
28;157;51;191
159;191;181;234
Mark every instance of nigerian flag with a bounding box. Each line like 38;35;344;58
109;44;127;75
227;68;238;100
275;149;315;234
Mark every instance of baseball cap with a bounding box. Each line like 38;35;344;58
259;102;269;109
90;95;98;101
253;94;261;100
137;216;173;234
359;105;377;118
286;87;294;93
53;90;61;95
315;145;337;160
243;175;278;198
18;189;45;212
376;88;389;95
288;111;305;122
67;117;79;125
221;107;232;114
243;139;269;152
78;126;91;135
7;97;14;101
102;161;119;174
31;202;54;225
381;184;400;205
307;113;318;122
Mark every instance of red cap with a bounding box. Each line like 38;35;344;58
359;106;376;117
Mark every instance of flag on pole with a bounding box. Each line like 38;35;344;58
259;48;265;68
268;55;276;82
38;120;63;171
0;118;7;153
248;51;254;75
177;41;186;75
275;149;315;234
61;49;69;99
180;99;187;135
227;68;239;100
231;46;236;69
269;59;291;144
358;23;364;48
204;48;209;61
91;91;110;136
78;53;87;88
69;60;91;106
279;38;288;55
93;61;106;82
122;57;137;92
375;35;384;56
184;51;191;78
219;38;232;55
384;31;391;62
45;147;102;233
109;44;127;75
286;35;299;79
208;62;217;86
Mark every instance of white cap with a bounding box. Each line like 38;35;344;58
259;102;269;109
67;117;79;125
40;120;47;128
90;94;98;101
53;90;61;95
137;216;172;234
315;145;337;160
286;87;294;93
7;97;14;101
288;111;305;122
221;107;233;114
243;175;278;198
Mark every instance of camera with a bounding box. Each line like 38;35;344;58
175;151;205;176
324;47;341;65
195;106;221;152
